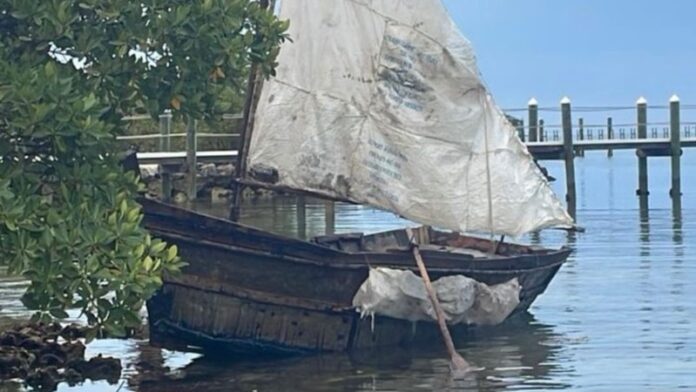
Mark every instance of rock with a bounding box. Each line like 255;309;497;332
211;187;233;201
0;332;19;346
62;341;85;363
173;191;188;203
60;324;86;340
38;352;64;367
64;368;84;386
0;347;33;378
69;355;122;384
19;336;43;351
217;163;235;177
0;323;120;390
26;366;60;391
198;163;218;177
140;164;160;180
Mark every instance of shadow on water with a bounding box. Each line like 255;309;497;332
125;314;571;392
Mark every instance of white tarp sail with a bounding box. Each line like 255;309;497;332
352;267;521;326
247;0;574;236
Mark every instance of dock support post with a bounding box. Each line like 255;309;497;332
539;119;545;142
577;118;584;157
636;97;648;196
607;117;613;158
670;95;682;198
159;111;173;202
185;117;197;201
324;201;335;235
518;120;525;142
561;97;576;219
528;98;538;142
296;195;307;239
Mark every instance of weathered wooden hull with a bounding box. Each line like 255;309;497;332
141;198;570;356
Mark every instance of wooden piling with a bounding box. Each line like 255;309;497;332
636;97;648;196
528;98;538;142
159;112;173;202
185;117;197;201
577;118;585;157
159;111;172;152
607;117;613;158
539;119;545;142
296;195;307;239
324;201;336;235
670;95;681;198
561;97;576;219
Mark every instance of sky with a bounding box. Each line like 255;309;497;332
442;0;696;125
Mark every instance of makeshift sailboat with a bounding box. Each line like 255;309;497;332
143;0;575;355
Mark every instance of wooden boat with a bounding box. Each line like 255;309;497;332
144;0;577;356
143;197;570;355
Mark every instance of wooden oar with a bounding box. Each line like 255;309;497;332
406;227;473;374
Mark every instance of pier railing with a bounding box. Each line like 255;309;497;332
120;96;693;218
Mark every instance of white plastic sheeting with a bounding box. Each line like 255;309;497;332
248;0;573;236
352;267;521;326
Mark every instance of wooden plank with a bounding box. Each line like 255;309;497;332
164;285;353;352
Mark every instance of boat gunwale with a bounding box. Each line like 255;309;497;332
139;197;571;272
150;225;571;274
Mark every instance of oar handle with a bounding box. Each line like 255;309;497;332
405;228;471;371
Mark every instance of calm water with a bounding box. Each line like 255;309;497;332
1;150;696;391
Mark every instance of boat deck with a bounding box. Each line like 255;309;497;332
312;226;540;260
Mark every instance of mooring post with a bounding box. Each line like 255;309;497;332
296;195;307;239
518;119;525;142
669;94;682;198
636;96;648;196
324;201;335;235
561;97;576;219
159;110;172;152
185;117;197;201
577;117;585;157
528;98;538;142
159;111;173;202
607;117;614;158
539;119;545;142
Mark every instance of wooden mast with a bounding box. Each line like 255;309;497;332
229;0;272;221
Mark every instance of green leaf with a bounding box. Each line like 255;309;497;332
166;245;178;262
49;308;70;319
84;328;98;344
151;241;166;254
134;244;145;258
143;256;153;271
83;93;98;111
127;207;140;222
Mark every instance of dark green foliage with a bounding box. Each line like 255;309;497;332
0;0;288;337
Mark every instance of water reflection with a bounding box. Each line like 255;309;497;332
2;152;696;391
125;314;571;392
672;197;682;245
639;195;650;246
